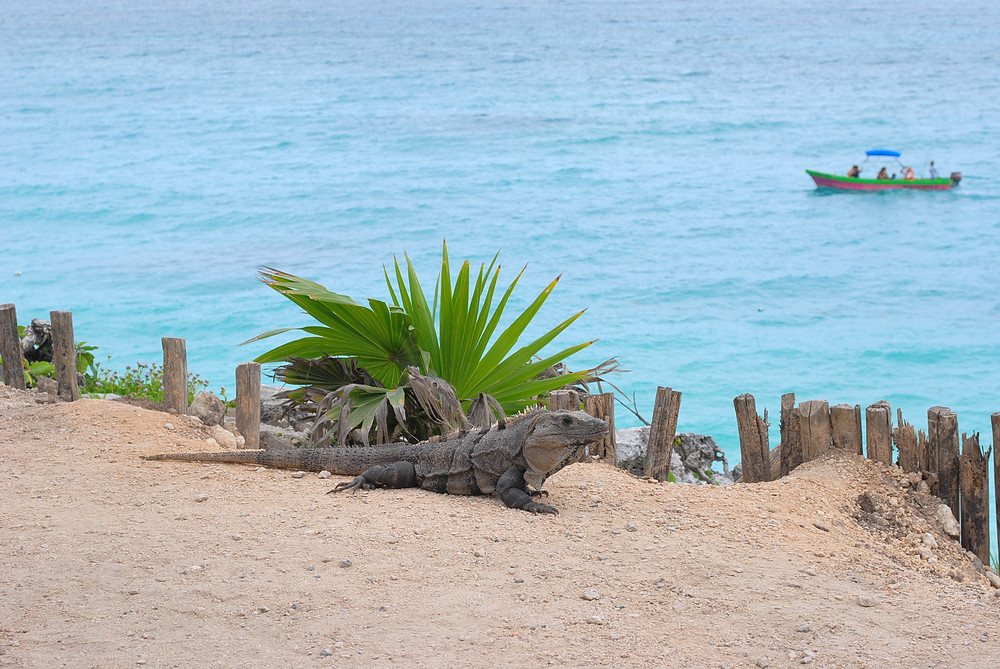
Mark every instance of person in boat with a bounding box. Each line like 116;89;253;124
847;165;861;178
877;167;889;180
929;161;939;179
903;166;915;180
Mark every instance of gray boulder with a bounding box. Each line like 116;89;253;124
259;422;309;449
674;433;730;484
260;385;289;424
21;319;53;363
616;426;651;477
260;384;316;431
188;390;225;426
35;375;58;397
614;427;732;485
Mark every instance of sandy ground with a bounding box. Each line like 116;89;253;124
2;385;999;669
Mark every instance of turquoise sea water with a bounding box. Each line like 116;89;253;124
4;1;999;463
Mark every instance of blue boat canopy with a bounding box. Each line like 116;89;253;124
866;149;901;157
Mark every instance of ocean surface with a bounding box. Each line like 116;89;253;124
4;1;999;462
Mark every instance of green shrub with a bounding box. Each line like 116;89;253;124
248;242;611;444
83;356;208;404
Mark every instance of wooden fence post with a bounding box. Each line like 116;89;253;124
779;393;802;477
928;406;960;519
865;400;892;465
49;311;79;401
236;362;261;450
831;403;863;454
958;432;990;565
992;413;1000;567
798;400;831;462
893;409;920;473
161;337;188;415
0;304;26;390
583;392;616;463
547;389;580;411
644;386;682;481
917;429;930;478
733;393;769;483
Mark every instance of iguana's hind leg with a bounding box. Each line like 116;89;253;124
497;466;558;514
328;462;417;495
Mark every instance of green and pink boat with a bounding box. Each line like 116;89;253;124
807;150;961;191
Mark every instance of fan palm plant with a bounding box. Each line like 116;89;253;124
246;242;605;444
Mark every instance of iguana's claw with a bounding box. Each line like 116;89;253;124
528;488;550;498
327;476;371;495
527;502;558;515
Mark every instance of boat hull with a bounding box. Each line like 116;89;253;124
806;170;954;191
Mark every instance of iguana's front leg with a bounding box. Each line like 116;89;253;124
497;466;558;514
328;462;417;494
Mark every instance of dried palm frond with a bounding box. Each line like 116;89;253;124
467;392;506;427
404;367;468;434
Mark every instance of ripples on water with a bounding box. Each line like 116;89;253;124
3;1;999;459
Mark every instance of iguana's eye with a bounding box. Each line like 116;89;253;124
562;417;572;425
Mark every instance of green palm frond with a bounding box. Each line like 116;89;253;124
250;267;422;387
386;241;596;410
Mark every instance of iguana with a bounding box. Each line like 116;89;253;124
143;409;608;514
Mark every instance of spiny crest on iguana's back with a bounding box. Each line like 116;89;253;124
422;405;549;443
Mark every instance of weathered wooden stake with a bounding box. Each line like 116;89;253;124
893;409;919;473
236;362;261;450
798;400;831;462
161;337;189;415
767;444;782;482
644;386;682;481
928;406;960;520
49;310;79;401
992;413;1000;568
0;303;26;389
865;400;892;465
547;389;580;411
583;392;616;463
779;393;802;477
958;432;990;565
831;403;863;454
733;393;769;483
918;428;932;483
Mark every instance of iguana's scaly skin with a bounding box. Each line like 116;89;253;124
143;410;608;514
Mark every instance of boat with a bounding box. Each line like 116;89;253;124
807;150;961;191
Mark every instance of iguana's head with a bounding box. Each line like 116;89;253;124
522;410;609;491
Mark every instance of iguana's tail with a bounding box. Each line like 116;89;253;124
142;445;419;473
143;450;269;464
